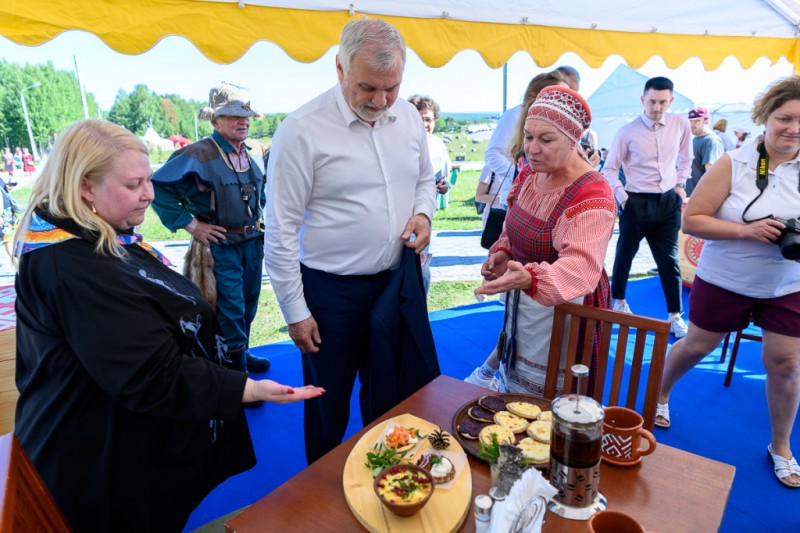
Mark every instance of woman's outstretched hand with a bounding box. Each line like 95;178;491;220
243;379;326;404
475;260;533;296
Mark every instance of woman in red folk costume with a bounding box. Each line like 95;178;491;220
474;86;616;396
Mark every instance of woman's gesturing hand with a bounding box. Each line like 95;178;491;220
475;260;533;296
243;379;326;404
480;251;510;281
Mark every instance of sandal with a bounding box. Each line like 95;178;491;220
768;444;800;488
654;402;670;429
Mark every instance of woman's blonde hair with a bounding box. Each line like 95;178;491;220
752;75;800;125
508;71;569;162
13;119;148;261
712;118;727;132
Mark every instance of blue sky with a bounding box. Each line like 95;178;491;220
0;31;792;115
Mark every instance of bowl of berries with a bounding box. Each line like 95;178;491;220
373;463;435;516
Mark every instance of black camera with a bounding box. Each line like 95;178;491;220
770;216;800;260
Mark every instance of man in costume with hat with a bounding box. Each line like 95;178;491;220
151;83;270;373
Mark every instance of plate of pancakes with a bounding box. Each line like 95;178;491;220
450;393;553;469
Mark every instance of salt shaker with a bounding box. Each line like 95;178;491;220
474;494;493;533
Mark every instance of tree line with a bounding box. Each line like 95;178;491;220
0;59;101;152
0;60;287;153
1;59;485;155
107;84;287;141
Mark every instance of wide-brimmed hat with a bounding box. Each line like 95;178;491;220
198;83;260;120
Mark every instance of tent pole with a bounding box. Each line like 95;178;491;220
502;63;508;113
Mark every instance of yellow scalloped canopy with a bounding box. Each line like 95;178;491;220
2;0;798;69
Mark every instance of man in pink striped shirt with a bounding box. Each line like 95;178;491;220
602;76;693;338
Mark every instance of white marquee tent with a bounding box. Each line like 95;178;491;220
3;1;798;70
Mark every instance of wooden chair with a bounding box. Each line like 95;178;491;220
0;433;70;532
719;328;763;387
543;302;671;432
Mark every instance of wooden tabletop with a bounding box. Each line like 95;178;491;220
225;375;735;533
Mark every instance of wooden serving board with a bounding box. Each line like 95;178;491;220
451;393;552;466
342;413;472;533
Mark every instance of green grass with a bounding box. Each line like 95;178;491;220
433;169;483;231
10;186;32;203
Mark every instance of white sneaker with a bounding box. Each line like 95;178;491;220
669;314;688;339
613;299;632;314
465;367;495;389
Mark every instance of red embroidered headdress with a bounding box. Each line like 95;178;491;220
526;86;591;144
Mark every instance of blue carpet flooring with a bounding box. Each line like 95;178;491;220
184;277;799;531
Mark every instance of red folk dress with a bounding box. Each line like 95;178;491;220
490;166;615;395
21;152;35;173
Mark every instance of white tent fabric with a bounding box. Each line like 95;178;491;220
210;0;796;38
140;126;174;151
710;102;761;142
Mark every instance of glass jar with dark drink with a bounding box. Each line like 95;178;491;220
551;398;603;469
547;365;607;520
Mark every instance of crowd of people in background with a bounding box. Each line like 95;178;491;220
6;15;800;533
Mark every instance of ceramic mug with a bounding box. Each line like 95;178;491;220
589;509;645;533
601;406;656;465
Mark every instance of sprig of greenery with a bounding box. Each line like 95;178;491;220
365;444;407;478
478;433;501;464
479;434;536;467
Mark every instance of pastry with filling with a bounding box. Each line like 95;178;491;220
468;405;495;423
526;420;552;444
457;418;486;440
506;401;542;420
416;453;456;484
493;410;529;434
477;395;507;413
518;437;550;465
478;424;515;447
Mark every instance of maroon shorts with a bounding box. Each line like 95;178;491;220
689;276;800;337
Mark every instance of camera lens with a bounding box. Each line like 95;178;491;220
778;232;800;260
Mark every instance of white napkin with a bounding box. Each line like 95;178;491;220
488;468;557;533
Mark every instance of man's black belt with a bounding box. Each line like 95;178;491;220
223;222;265;235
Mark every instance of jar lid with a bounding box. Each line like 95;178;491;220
552;394;604;424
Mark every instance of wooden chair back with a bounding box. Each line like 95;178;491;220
543;302;671;432
0;330;16;436
0;433;70;532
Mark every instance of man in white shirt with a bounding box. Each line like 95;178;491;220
265;19;438;463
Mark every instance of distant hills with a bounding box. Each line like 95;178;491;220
441;112;500;121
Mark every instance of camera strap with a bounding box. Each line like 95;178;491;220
742;141;781;223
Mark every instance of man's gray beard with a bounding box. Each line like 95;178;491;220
353;104;388;123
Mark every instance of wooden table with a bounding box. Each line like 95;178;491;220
225;375;735;532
